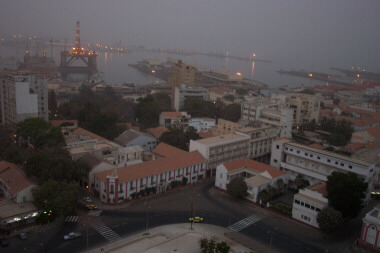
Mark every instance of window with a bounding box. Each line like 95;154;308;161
317;156;320;160
220;173;223;179
274;159;278;163
285;147;288;150
295;199;300;204
305;203;310;208
349;165;352;169
316;208;321;212
340;163;344;166
290;149;293;152
305;153;308;156
301;202;305;206
311;206;315;210
310;154;313;158
297;150;300;154
335;161;338;165
327;159;331;163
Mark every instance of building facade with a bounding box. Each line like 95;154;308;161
159;111;190;128
94;151;206;205
173;84;209;112
236;126;279;163
270;138;375;200
0;71;48;124
285;93;322;127
189;133;250;176
169;60;195;110
359;204;380;251
292;182;328;228
189;117;216;132
210;118;239;136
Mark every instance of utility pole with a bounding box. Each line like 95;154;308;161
190;201;194;230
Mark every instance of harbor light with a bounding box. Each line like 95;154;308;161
308;73;313;77
152;70;156;74
236;72;242;76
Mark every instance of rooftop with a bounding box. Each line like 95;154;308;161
192;133;249;146
146;126;168;139
72;127;110;143
244;174;271;187
161;111;188;118
286;142;373;167
95;151;206;183
152;142;187;158
0;198;38;220
114;129;155;146
307;182;328;198
224;158;285;179
0;161;36;195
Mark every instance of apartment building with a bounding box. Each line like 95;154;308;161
173;84;209;112
286;93;322;127
270;138;376;200
0;71;48;124
210;118;239;136
159;111;190;128
189;133;250;176
292;182;328;228
241;97;293;138
236;126;279;163
94;150;206;205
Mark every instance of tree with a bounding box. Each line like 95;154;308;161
135;95;170;129
0;124;15;155
258;189;270;203
159;126;187;150
48;91;58;119
226;177;248;198
294;175;310;190
16;118;51;146
184;126;200;143
307;119;317;131
199;238;230;253
317;207;343;233
32;181;79;217
182;98;217;118
220;104;241;123
327;171;368;218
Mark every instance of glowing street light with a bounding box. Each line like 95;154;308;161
236;72;242;76
151;70;156;74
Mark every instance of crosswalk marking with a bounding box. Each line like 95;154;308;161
88;210;103;216
228;214;262;232
65;216;80;222
90;221;120;241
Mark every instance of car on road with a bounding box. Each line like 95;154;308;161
83;196;92;203
189;216;203;223
63;232;82;241
17;232;27;240
0;238;9;247
86;204;98;210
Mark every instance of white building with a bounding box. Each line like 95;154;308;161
94;150;206;204
241;97;293;138
285;93;322;127
236;126;279;163
292;182;328;228
189;117;216;132
215;158;288;203
270;138;375;200
0;71;48;124
174;84;209;112
159;111;190;128
359;204;380;250
0;161;38;203
189;133;250;176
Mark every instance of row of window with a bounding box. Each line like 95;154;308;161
294;199;322;212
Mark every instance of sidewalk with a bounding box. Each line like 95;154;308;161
86;223;256;253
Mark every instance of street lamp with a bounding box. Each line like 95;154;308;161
144;201;150;231
268;227;277;253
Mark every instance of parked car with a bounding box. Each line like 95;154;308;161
83;197;92;203
17;232;27;240
85;204;98;210
189;216;203;223
0;238;9;247
63;232;82;241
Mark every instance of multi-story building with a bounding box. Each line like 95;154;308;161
292;182;328;228
173;84;209;112
241;97;293;138
94;150;206;205
208;87;235;102
210;118;239;136
189;133;250;176
235;126;279;163
0;71;48;124
359;204;380;250
189;117;216;132
215;158;287;203
169;60;195;110
159;111;190;128
270;138;376;200
114;129;157;152
285;93;322;127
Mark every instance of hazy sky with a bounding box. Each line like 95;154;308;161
1;0;379;70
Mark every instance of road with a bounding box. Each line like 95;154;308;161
2;180;362;253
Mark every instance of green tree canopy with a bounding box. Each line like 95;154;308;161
317;207;343;233
135;94;171;129
327;171;368;218
182;98;218;118
220;104;241;123
32;181;79;216
159;126;187;150
294;175;310;190
227;176;248;198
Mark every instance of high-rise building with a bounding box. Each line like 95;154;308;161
0;71;48;124
169;60;195;109
285;93;322;126
173;84;209;112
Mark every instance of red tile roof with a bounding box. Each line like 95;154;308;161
152;142;186;158
310;143;324;149
344;143;365;152
50;120;78;127
365;126;380;138
147;126;169;139
0;161;36;195
224;158;285;178
95;151;206;183
161;112;184;118
72;127;109;142
308;182;328;198
199;130;214;139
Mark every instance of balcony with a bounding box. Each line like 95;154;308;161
280;162;327;181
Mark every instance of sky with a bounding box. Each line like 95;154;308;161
1;0;379;71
